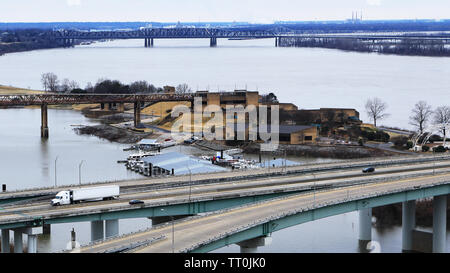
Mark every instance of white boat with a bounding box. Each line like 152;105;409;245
127;151;159;160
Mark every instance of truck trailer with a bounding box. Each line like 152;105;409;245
51;185;120;206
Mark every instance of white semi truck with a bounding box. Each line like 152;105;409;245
51;185;120;206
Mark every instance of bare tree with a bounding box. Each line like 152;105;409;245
68;80;79;91
59;78;71;93
129;81;149;93
85;82;94;93
175;83;192;94
41;72;59;92
365;97;389;127
434;106;450;136
410;101;433;134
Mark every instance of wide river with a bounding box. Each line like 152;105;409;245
0;39;449;252
1;38;450;129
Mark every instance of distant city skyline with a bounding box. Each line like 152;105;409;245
1;0;450;23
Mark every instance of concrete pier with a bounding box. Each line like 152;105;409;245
91;220;104;242
134;101;141;127
1;229;10;253
402;200;416;252
27;235;37;253
41;103;49;138
105;219;119;238
210;37;217;47
432;195;447;253
358;208;372;243
13;230;23;253
237;236;272;253
43;223;51;235
117;103;125;112
145;38;154;48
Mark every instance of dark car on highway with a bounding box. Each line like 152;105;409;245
129;199;144;205
362;167;375;173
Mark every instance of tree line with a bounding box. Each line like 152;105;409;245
41;72;192;94
365;97;450;138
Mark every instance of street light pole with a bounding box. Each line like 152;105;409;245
79;160;85;186
312;173;316;208
54;156;59;188
187;162;192;202
160;209;174;253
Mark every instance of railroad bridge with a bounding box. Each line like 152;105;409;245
52;27;288;48
51;28;450;48
0;93;195;138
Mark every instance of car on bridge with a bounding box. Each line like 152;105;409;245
129;199;144;205
362;167;375;173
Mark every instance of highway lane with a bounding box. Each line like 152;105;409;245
78;172;450;253
1;161;450;228
1;160;450;218
2;154;449;202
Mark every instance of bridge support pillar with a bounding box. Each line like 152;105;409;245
150;38;154;47
41;103;49;138
275;37;278;47
1;229;10;253
43;223;51;235
402;200;416;252
105;219;119;238
13;230;23;253
358;208;372;245
432;195;447;253
134;101;141;128
27;235;37;253
145;38;148;48
117;103;125;112
91;220;104;242
237;236;272;253
210;37;217;47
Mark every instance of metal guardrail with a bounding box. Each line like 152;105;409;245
3;154;450;196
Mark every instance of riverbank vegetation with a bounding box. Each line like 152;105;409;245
280;37;450;57
0;29;62;56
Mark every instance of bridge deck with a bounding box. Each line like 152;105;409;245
0;93;194;106
78;172;450;253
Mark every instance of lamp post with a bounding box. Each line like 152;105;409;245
312;172;316;208
54;156;59;187
187;164;192;202
78;160;85;186
160;209;174;253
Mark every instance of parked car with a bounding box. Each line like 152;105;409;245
129;199;144;205
362;167;375;173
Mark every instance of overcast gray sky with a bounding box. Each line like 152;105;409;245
1;0;449;22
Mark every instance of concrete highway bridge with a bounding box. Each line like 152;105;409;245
0;93;194;138
0;154;450;253
52;28;450;48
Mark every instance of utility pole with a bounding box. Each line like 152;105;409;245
54;156;59;187
79;160;85;186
